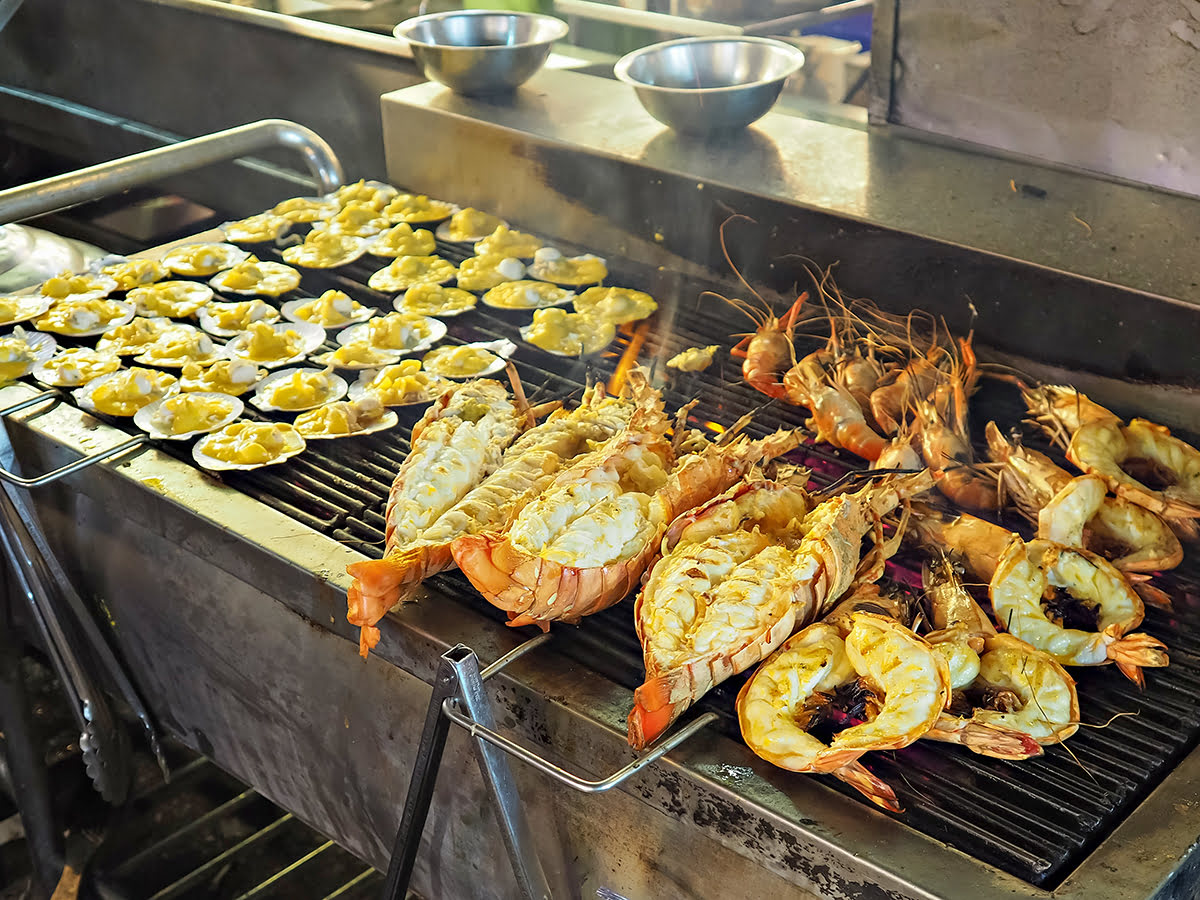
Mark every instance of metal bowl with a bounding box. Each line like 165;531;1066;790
394;11;569;96
614;37;805;135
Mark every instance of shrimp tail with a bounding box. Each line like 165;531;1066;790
1132;580;1173;611
833;761;902;813
1108;631;1169;687
926;717;1044;760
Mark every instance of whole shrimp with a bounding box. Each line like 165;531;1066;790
783;348;889;461
628;469;932;749
987;422;1182;575
1020;384;1200;523
346;378;524;655
453;404;804;631
346;378;645;655
990;537;1169;686
737;605;950;812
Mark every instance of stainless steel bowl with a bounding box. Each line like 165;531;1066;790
614;37;805;135
394;10;569;96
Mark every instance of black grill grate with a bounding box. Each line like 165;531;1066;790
32;229;1200;889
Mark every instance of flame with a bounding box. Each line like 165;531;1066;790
703;421;726;436
607;321;649;396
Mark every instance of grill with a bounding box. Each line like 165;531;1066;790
12;213;1200;892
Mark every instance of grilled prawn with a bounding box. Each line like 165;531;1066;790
453;408;803;631
347;380;644;654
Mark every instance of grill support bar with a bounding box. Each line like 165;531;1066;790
383;636;717;900
0;118;344;224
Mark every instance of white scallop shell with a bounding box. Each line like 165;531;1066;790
37;274;119;304
281;296;377;330
35;300;136;338
197;301;282;338
249;367;349;413
209;261;302;297
221;321;326;368
132;326;221;368
528;253;608;287
96;317;180;355
128;281;215;317
518;320;615;357
31;350;120;388
393;287;478;318
73;369;180;417
280;234;369;269
0;294;53;327
436;215;509;244
309;344;404;371
192;425;307;471
133;392;244;441
422;339;517;379
347;370;450;407
162;242;250;277
336;315;446;354
480;282;575;312
297;407;399;441
325;180;400;206
221;215;292;244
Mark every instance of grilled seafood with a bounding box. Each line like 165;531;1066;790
990;538;1168;685
453;402;803;631
737;608;950;812
914;362;998;511
345;378;525;654
346;380;640;655
907;504;1013;584
869;355;943;437
628;470;933;748
784;348;887;461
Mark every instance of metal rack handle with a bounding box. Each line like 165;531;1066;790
0;118;344;224
442;697;718;795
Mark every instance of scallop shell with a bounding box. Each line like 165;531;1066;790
0;328;57;380
34;300;136;337
367;256;457;293
328;180;400;209
222;214;292;245
473;226;545;260
480;281;575;312
162;242;250;277
518;314;616;357
197;300;282;338
281;295;377;330
527;252;608;287
294;403;399;440
209;261;302;297
97;317;181;355
178;360;267;396
435;209;508;243
422;339;517;379
367;225;437;258
32;348;121;388
271;196;339;224
73;368;180;417
133;391;244;440
0;293;53;327
455;255;527;293
336;314;446;354
38;273;119;304
249;367;349;413
192;422;306;471
133;327;221;368
382;195;459;226
280;233;369;269
221;321;326;368
347;366;449;407
127;281;215;318
95;255;169;291
394;285;478;318
309;342;404;371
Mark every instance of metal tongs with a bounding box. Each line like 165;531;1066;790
0;479;167;802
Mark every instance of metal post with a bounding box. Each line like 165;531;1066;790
0;119;344;225
380;648;467;900
446;650;554;900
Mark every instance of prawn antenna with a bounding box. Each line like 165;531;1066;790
718;214;769;312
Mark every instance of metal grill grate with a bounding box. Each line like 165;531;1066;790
29;229;1200;889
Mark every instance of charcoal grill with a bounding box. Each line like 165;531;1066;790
3;106;1200;900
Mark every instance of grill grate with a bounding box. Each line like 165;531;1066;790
28;228;1200;889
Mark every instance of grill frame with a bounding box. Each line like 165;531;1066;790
5;225;1200;898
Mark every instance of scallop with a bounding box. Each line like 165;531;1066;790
32;347;121;387
0;327;57;381
223;214;292;244
179;359;266;396
367;255;457;293
382;193;458;225
293;397;398;440
572;286;657;324
309;341;403;371
162;243;250;277
209;260;302;297
395;284;478;318
322;202;390;238
329;179;399;210
133;391;244;440
368;223;437;258
435;208;507;243
519;308;615;356
98;317;184;356
455;255;527;292
134;327;220;368
127;281;214;318
33;299;136;337
74;367;179;417
198;299;281;337
481;280;575;311
38;272;119;304
280;230;369;268
474;225;545;260
222;320;325;368
271;196;339;224
250;366;349;413
192;421;306;471
0;293;53;328
336;312;445;354
99;257;168;291
281;290;376;329
527;248;608;287
422;339;517;379
347;360;448;407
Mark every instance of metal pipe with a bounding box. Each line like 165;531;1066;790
0;436;147;488
0;119;344;225
442;700;718;794
448;650;553;900
743;0;874;36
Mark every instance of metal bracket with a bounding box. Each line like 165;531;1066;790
0;390;147;487
382;635;717;900
0;118;344;224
